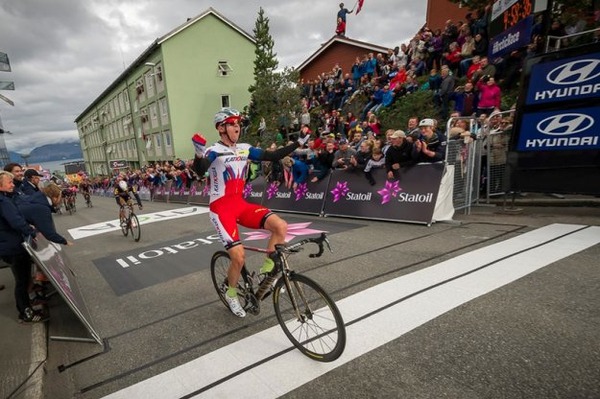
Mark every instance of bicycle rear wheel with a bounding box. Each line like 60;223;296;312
129;214;141;242
273;273;346;362
210;251;249;311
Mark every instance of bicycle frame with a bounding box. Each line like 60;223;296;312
119;200;141;242
240;233;331;308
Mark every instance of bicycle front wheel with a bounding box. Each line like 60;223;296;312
129;214;141;242
273;273;346;362
120;214;128;236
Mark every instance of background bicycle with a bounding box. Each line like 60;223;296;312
61;190;76;215
210;233;346;362
82;191;93;207
119;200;141;242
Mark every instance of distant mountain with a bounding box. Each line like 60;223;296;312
9;141;83;164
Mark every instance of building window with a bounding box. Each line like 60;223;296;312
221;95;230;108
217;61;232;77
159;97;168;117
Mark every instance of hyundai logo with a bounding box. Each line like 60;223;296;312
547;59;600;85
536;113;594;136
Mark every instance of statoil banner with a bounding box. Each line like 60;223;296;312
322;164;444;223
261;174;330;215
244;175;267;205
187;181;210;206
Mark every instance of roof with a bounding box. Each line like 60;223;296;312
296;36;390;71
75;8;255;123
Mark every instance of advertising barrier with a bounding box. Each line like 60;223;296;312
152;181;171;203
261;174;329;215
323;164;445;224
168;183;190;204
23;236;102;344
187;181;210;206
152;163;453;225
509;44;600;195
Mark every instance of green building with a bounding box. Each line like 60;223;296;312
75;8;255;176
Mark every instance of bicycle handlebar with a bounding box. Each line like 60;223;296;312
275;232;332;258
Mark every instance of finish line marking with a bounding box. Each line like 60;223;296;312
102;224;600;399
68;206;210;240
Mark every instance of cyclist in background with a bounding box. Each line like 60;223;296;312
79;178;92;205
114;178;143;225
191;107;310;318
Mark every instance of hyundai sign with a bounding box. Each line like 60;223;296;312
526;52;600;105
517;106;600;151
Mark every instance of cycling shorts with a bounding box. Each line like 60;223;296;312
209;196;272;249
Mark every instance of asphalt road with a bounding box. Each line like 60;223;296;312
37;195;600;399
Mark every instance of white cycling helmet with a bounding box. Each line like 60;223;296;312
214;107;240;127
118;180;128;191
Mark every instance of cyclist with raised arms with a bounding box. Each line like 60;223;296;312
114;177;143;225
192;107;310;317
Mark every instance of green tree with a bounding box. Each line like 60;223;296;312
248;7;301;146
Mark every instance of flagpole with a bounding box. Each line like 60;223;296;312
352;0;358;12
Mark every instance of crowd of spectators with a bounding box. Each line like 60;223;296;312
300;4;599;134
49;5;600;197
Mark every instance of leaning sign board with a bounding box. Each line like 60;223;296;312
23;236;102;345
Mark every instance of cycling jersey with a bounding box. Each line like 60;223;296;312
193;140;300;249
203;142;264;202
114;184;142;207
79;182;91;193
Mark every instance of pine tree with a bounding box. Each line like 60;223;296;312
248;7;301;146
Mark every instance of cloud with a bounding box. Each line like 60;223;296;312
0;0;425;153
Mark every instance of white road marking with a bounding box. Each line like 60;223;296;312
67;206;210;240
102;224;600;399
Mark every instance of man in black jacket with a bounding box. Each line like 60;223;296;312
385;130;414;180
21;169;43;195
412;118;447;163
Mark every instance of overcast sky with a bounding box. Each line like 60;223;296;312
0;0;426;153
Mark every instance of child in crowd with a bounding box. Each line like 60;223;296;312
364;147;385;186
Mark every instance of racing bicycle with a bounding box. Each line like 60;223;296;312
210;233;346;362
62;191;77;215
82;191;93;208
119;200;141;242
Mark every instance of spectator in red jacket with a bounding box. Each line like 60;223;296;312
476;75;502;116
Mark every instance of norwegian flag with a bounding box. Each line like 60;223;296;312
356;0;365;14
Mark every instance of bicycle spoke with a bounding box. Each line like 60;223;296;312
273;274;345;362
130;214;141;241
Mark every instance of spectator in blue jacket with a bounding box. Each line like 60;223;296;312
365;53;376;79
361;84;383;120
371;84;395;114
450;81;479;117
21;169;43;196
0;171;44;324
